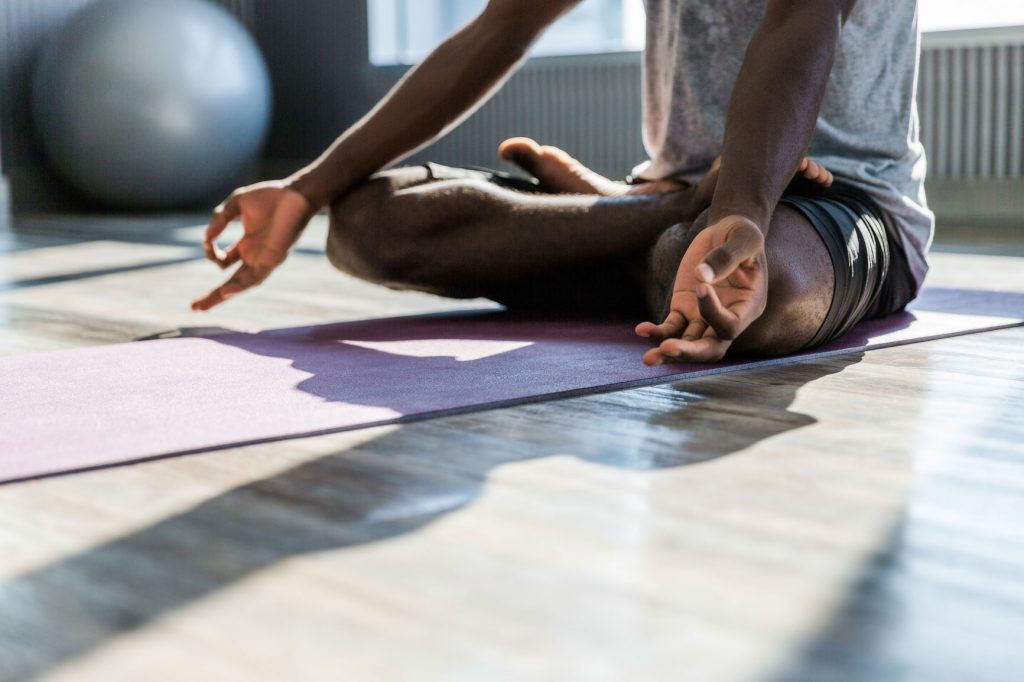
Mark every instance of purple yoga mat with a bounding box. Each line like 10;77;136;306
2;287;1022;483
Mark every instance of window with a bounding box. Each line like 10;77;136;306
919;0;1024;32
368;0;645;66
367;0;1024;67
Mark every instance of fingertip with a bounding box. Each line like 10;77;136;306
642;348;664;366
697;263;715;283
192;291;221;312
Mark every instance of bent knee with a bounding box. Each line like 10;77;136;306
326;177;410;283
734;207;835;355
734;282;828;356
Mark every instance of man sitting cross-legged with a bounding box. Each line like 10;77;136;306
193;0;932;365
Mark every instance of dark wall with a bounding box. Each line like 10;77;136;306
254;1;372;162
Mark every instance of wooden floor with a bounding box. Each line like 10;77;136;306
1;214;1023;682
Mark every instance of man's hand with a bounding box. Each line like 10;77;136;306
191;182;316;312
636;216;768;364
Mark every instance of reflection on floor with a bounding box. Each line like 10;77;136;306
1;215;1022;682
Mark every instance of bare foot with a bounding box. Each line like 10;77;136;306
498;137;834;199
498;138;630;196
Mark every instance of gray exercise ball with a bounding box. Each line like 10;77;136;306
32;0;272;209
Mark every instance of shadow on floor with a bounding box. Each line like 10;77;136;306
775;367;1024;682
0;351;862;680
776;519;1024;682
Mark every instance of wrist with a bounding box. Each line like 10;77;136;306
707;206;766;234
286;166;346;212
709;183;772;230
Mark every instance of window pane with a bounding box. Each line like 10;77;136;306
920;0;1024;32
367;0;1024;66
368;0;645;66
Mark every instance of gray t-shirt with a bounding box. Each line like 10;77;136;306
638;0;934;289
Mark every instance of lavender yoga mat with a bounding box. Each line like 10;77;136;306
2;286;1022;483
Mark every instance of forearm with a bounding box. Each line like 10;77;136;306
709;1;852;230
288;8;550;209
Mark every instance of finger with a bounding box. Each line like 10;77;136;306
191;284;230;312
640;319;706;365
635;321;659;339
654;309;688;341
640;318;708;364
204;194;241;266
657;335;731;363
681;319;707;341
636;308;687;341
220;244;242;269
695;283;745;340
191;264;266;312
643;346;669;366
808;161;833;187
698;222;764;283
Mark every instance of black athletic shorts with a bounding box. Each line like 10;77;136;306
425;163;916;347
425;162;548;193
779;178;916;347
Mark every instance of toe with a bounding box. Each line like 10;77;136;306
500;138;624;195
538;144;579;166
498;137;542;163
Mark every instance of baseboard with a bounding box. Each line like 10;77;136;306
927;178;1024;229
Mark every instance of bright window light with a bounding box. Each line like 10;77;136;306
919;0;1024;32
368;0;644;66
368;0;1024;66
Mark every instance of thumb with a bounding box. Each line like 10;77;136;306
697;219;764;283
